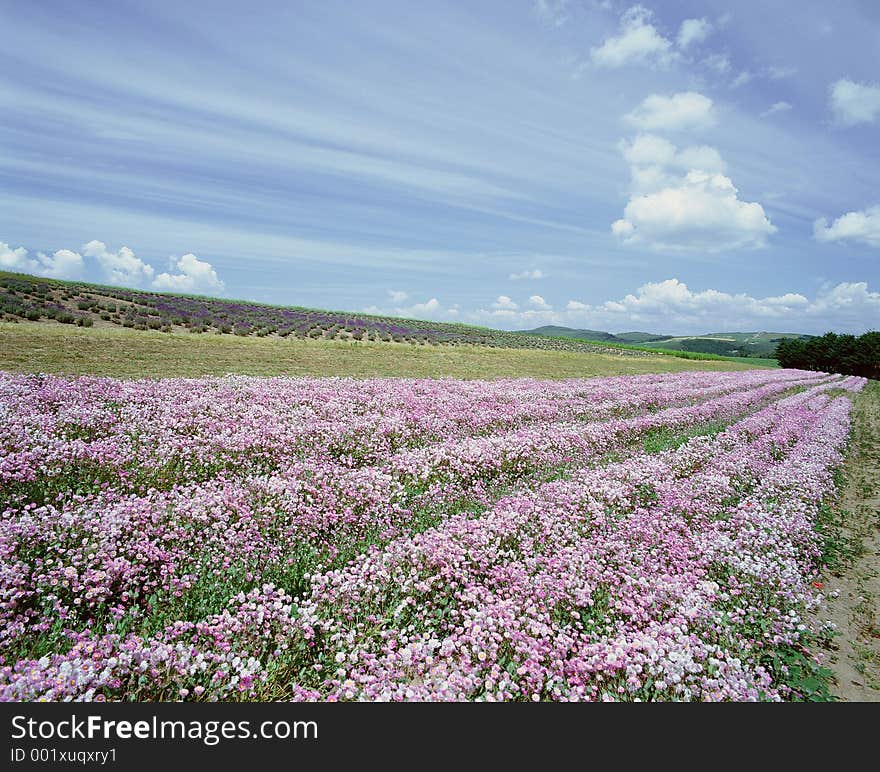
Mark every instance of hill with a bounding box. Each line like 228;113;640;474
0;272;651;359
0;271;777;364
517;325;814;358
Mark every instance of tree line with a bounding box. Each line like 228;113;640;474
775;331;880;379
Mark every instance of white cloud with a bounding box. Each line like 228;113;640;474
35;249;84;279
625;92;714;131
529;294;552;309
596;279;808;319
677;18;712;49
509;269;544;280
614;135;767;251
405;298;442;316
591;6;675;68
702;53;731;75
0;241;83;279
813;205;880;248
620;133;676;166
829;79;880;126
807;282;880;325
620;134;726;180
673;145;726;173
83;240;155;286
730;71;753;89
387;289;409;302
761;101;792;117
612;170;776;251
470;279;879;334
0;241;38;273
365;296;455;322
493;295;519;310
152;253;225;294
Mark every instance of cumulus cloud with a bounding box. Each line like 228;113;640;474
625;92;714;131
593;279;808;320
529;294;552;309
0;241;83;279
813;205;880;248
470;279;879;334
620;134;726;180
829;79;880;126
493;295;519;310
613;170;776;251
152;253;225;294
83;240;155;286
364;296;455;322
0;241;38;273
761;101;792;117
35;249;84;279
677;18;712;49
387;289;409;302
591;6;675;68
405;298;442;316
509;269;544;280
614;136;772;251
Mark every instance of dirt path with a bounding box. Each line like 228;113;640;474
820;381;880;701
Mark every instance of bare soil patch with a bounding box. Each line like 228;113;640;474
820;381;880;701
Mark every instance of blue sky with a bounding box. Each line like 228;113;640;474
1;0;878;334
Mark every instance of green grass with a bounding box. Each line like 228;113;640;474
0;322;773;380
543;334;780;367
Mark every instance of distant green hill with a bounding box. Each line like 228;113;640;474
614;332;672;343
520;325;619;342
516;326;814;358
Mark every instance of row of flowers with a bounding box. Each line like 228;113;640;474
0;370;864;700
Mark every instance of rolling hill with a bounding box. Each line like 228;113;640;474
517;326;814;358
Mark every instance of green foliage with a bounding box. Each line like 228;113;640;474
776;331;880;379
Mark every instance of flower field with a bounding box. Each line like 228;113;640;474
0;368;867;701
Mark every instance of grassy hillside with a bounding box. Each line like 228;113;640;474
518;325;619;342
650;332;814;358
518;325;813;358
0;271;646;358
614;331;671;343
0;322;772;380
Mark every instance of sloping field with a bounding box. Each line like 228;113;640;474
0;368;866;700
0;322;769;379
0;271;652;357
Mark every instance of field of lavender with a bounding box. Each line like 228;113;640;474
0;272;646;356
0;368;867;701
